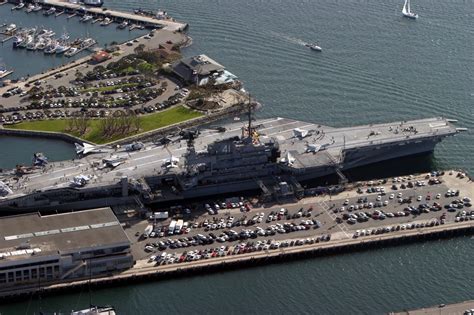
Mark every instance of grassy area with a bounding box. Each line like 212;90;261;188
81;83;138;93
6;106;203;144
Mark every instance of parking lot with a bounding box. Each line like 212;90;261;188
123;171;474;264
0;29;187;123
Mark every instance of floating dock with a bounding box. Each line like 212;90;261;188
43;0;188;31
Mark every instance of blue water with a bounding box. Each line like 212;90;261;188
0;0;473;313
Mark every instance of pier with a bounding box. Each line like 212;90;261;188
391;300;474;314
0;219;472;301
43;0;188;31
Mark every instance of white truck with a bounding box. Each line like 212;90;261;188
149;211;169;220
168;220;177;235
175;219;184;234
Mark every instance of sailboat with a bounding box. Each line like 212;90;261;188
402;0;418;19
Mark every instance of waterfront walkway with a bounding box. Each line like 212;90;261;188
1;219;473;300
46;0;188;31
392;300;474;315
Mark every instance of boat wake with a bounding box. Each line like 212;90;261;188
268;30;309;47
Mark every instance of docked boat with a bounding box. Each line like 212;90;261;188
55;43;71;54
44;42;58;54
38;29;56;37
36;38;49;50
12;36;23;48
100;17;112;26
64;47;78;57
0;66;13;79
11;2;24;10
70;305;115;314
402;0;418;19
5;23;17;33
26;40;38;51
305;43;322;52
31;4;42;12
117;21;128;29
18;35;33;48
80;14;93;22
25;4;33;13
43;7;56;16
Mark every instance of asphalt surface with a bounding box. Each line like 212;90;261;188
124;172;474;262
0;29;186;110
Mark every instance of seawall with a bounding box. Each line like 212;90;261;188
1;220;472;303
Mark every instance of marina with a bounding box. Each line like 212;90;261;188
3;0;187;32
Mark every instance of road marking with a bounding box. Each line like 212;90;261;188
29;165;82;178
318;200;351;239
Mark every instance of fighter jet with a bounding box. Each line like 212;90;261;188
162;156;179;169
293;128;319;140
155;136;172;146
0;181;13;197
75;143;103;155
70;174;92;187
305;143;329;153
100;156;127;169
179;128;200;140
33;153;48;167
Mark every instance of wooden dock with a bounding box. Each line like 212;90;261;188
43;0;188;31
1;35;13;43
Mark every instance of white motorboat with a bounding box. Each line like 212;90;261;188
55;43;71;54
64;47;78;57
0;66;13;79
80;14;93;22
12;35;23;48
32;4;42;12
117;21;128;29
44;42;58;54
11;2;24;10
402;0;418;19
38;29;55;37
25;4;33;13
5;23;16;32
305;43;322;52
44;7;56;16
100;17;112;26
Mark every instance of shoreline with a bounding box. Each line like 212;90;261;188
0;10;251;144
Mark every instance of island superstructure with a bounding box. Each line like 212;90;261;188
0;115;462;213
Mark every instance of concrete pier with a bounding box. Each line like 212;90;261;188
43;0;188;31
391;300;474;315
0;220;472;301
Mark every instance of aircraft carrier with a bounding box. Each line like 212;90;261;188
0;116;464;213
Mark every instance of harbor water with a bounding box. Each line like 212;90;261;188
0;0;473;313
